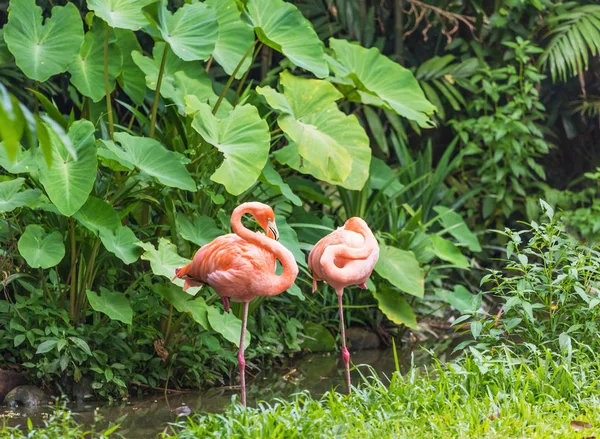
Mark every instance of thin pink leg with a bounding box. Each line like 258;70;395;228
222;296;230;312
337;290;351;394
238;301;249;406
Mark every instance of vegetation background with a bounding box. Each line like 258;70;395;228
1;0;600;420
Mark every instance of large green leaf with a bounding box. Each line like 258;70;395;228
101;132;196;191
88;0;156;30
302;322;335;352
114;30;146;105
37;120;97;217
275;214;306;268
100;226;142;264
86;288;133;325
429;235;469;268
329;38;436;128
0;178;41;213
0;88;27;163
260;160;302;206
246;0;327;78
73;196;121;235
0;145;37;174
132;42;220;114
18;225;65;269
206;0;253;78
374;243;424;298
259;71;370;189
373;285;417;329
73;197;141;264
445;285;475;314
4;0;83;82
191;102;269;195
157;284;209;328
176;213;223;247
137;238;201;294
433;206;481;252
158;1;217;61
207;306;250;348
68;22;122;102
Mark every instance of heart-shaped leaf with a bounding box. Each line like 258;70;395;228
374;243;424;298
18;224;65;269
433;206;482;252
86;288;133;325
114;30;146;105
191;102;269;195
0;178;41;212
69;21;122;102
260;160;302;206
246;0;327;78
0;145;37;174
207;306;250;348
206;0;253;78
0;86;28;163
329;38;436;128
73;196;121;235
4;0;84;82
373;285;417;329
132;42;219;114
158;1;217;61
37;120;97;216
100;226;142;264
137;238;201;294
259;71;370;189
157;284;209;328
101;132;196;191
302;322;335;352
430;235;469;268
176;213;223;247
88;0;156;30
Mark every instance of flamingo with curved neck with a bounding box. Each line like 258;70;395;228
174;202;299;406
308;217;379;393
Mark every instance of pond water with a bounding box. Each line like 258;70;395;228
1;338;459;438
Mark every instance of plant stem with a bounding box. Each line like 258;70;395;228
104;24;114;140
69;218;77;322
213;40;257;115
150;44;169;139
39;269;49;302
232;43;263;106
205;55;213;72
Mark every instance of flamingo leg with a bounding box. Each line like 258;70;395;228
238;300;249;406
221;296;230;313
337;290;351;394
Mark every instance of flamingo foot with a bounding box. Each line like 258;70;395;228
358;282;367;290
222;296;230;313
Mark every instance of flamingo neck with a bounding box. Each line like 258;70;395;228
231;205;299;294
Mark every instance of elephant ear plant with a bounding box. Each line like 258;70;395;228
0;0;434;397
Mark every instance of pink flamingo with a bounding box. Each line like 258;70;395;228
173;202;299;406
308;217;379;393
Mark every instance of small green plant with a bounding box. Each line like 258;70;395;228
461;201;600;355
451;37;549;222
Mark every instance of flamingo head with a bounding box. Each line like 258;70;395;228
344;217;367;232
244;202;279;241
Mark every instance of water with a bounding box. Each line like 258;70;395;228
1;339;459;438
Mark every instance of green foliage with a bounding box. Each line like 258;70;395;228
465;203;600;355
450;37;549;221
539;4;600;82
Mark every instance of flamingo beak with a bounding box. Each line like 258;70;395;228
267;219;279;241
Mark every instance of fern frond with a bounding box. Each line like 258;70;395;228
539;5;600;82
571;95;600;119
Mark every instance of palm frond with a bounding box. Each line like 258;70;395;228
539;5;600;82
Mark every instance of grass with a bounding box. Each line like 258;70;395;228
161;344;600;439
3;345;600;438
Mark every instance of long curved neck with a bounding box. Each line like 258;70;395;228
231;206;299;294
338;219;378;260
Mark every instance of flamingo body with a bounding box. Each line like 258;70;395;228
308;217;379;393
173;202;298;406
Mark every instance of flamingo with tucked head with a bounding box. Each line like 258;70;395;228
173;202;299;406
308;217;379;393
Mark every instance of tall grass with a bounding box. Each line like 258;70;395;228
163;346;600;438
